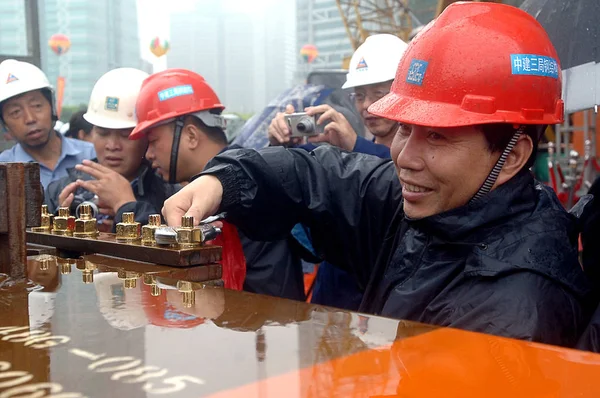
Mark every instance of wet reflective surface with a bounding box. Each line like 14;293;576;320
1;254;600;397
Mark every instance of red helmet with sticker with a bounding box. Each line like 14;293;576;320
368;2;564;127
129;68;224;140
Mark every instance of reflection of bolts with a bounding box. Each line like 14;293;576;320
116;212;141;242
143;274;161;296
39;259;49;271
32;205;54;232
78;261;96;284
57;258;77;274
177;281;195;308
82;271;94;284
73;204;98;238
52;207;75;236
60;263;72;275
142;214;162;246
34;255;56;271
182;291;195;308
118;270;141;289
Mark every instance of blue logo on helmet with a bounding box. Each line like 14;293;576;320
158;85;194;101
406;59;428;86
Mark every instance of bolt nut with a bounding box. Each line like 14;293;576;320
175;216;201;247
74;206;98;238
175;227;202;247
32;205;54;232
52;207;75;236
116;212;141;241
141;214;162;246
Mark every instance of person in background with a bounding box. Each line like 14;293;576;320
0;59;95;189
268;34;409;310
46;68;178;232
64;110;93;142
128;68;305;301
162;3;594;347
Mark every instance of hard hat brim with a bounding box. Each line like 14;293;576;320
83;112;137;130
342;75;395;90
368;92;564;128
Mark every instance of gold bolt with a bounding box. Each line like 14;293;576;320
31;205;54;232
73;204;98;238
116;212;141;242
52;207;75;236
181;215;194;228
175;216;201;248
141;214;162;246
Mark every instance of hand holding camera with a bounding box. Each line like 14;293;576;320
268;104;304;146
303;104;358;151
268;103;358;151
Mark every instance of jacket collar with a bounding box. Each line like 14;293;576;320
408;171;538;243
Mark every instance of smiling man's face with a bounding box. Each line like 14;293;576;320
390;123;499;219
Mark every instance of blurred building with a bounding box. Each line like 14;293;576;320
168;0;296;114
295;0;352;76
37;0;145;107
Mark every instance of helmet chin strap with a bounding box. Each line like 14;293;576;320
169;117;185;184
469;125;525;204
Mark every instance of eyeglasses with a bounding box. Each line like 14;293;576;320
349;91;389;104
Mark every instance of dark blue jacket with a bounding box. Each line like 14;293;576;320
200;146;593;346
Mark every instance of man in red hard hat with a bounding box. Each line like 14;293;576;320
129;69;305;301
162;3;594;346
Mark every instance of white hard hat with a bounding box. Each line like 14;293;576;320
342;34;409;90
28;291;57;330
84;68;149;130
93;272;148;331
0;59;53;104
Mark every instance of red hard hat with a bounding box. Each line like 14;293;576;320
369;2;564;127
129;68;224;140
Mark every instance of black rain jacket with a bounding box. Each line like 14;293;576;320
198;146;594;347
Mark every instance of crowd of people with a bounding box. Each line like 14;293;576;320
2;2;600;352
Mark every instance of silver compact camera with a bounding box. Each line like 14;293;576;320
284;112;323;137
